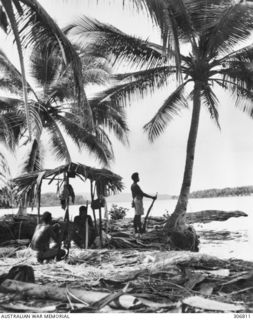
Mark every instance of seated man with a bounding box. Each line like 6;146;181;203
73;206;96;248
31;211;66;263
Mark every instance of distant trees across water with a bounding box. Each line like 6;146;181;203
188;186;253;199
41;193;88;207
1;186;253;209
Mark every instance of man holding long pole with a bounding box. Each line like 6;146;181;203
131;172;157;237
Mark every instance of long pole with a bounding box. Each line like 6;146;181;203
64;173;70;255
90;181;97;232
37;187;41;225
98;206;103;248
142;193;158;233
85;218;88;249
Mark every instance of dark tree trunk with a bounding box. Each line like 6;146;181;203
164;81;202;251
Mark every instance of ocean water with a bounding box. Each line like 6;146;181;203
1;196;252;261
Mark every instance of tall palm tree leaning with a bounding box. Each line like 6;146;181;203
0;42;129;168
0;41;129;208
0;0;93;138
66;0;253;250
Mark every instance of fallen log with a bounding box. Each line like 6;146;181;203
0;279;140;310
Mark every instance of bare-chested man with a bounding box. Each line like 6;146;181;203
31;211;65;263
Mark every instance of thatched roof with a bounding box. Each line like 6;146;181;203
12;162;124;201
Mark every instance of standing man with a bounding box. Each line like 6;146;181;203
31;211;66;263
131;172;157;236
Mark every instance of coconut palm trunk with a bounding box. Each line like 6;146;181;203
165;81;202;233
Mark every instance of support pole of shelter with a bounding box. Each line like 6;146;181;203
36;171;45;224
85;218;88;249
97;182;103;248
85;200;89;249
64;173;70;222
98;206;103;248
37;188;41;225
64;172;70;254
90;180;97;232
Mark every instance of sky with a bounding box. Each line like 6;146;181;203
1;0;253;197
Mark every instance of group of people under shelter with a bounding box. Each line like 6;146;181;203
31;172;157;263
31;206;95;263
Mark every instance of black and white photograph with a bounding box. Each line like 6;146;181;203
0;0;252;316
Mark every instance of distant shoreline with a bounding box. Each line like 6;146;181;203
1;186;252;209
31;186;253;207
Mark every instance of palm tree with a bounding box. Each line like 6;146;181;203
0;42;129;169
66;1;253;247
0;0;92;138
0;41;129;213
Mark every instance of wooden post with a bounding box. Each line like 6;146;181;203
64;173;70;253
90;180;97;232
85;218;88;249
99;206;103;248
37;187;41;225
64;173;69;222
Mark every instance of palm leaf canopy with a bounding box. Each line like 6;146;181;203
65;2;253;142
0;0;93;129
12;162;124;203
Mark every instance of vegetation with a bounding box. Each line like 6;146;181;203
68;1;253;248
189;186;253;198
0;0;90;137
109;204;128;220
0;11;128;209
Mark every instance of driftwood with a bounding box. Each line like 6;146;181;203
182;296;245;312
0;250;252;313
0;279;119;305
0;279;155;311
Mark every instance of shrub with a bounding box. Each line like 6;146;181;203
109;204;128;220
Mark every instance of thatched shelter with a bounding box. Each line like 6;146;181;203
11;162;123;247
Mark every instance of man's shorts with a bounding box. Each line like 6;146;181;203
134;198;144;216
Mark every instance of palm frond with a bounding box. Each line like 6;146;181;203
0;48;23;94
203;3;253;58
169;0;198;50
219;44;253;65
0;111;25;150
16;0;92;128
92;66;177;108
45;74;74;103
83;68;111;86
30;43;61;89
214;77;253;118
218;62;253;92
89;97;129;145
1;0;31;138
65;16;166;69
94;126;114;159
0;152;10;181
201;85;220;128
79;55;111;74
44;114;71;163
114;65;177;82
21;138;43;173
54;114;113;166
143;82;189;142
